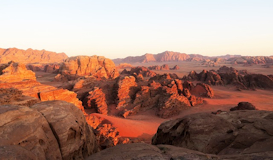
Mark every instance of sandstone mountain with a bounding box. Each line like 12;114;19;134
55;56;119;81
114;51;273;65
113;51;191;63
0;48;68;64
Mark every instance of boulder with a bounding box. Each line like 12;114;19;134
31;101;98;159
0;104;62;159
230;102;257;111
152;110;273;155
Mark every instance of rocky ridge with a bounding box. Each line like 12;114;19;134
184;66;273;90
0;48;67;64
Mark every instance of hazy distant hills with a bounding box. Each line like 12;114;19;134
0;48;68;64
113;51;273;65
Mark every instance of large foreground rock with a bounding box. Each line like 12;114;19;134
86;143;273;160
152;110;273;155
0;101;98;160
0;104;62;159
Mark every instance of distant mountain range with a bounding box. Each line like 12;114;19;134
113;51;273;65
0;48;68;64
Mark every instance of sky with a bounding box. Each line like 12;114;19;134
0;0;272;59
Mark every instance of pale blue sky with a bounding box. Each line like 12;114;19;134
0;0;272;58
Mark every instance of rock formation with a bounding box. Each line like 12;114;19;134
171;65;180;70
0;88;39;106
85;115;130;150
152;110;273;155
110;73;208;118
148;64;180;71
0;101;98;160
230;102;257;111
114;51;190;63
83;87;108;115
184;66;273;89
148;64;169;70
0;61;36;82
229;56;273;65
0;48;67;64
114;76;138;109
190;83;214;98
115;63;133;69
56;56;119;81
121;66;157;77
0;80;85;113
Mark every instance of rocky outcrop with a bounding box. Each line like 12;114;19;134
171;65;179;70
114;76;138;109
148;64;169;70
86;115;128;150
57;56;119;81
115;63;133;69
0;48;67;64
0;88;39;106
121;66;157;77
184;66;273;89
110;74;210;118
230;102;257;111
44;63;61;73
39;88;85;112
148;64;179;71
83;87;108;115
0;101;98;159
190;83;214;98
0;61;36;82
152;110;273;155
0;80;85;113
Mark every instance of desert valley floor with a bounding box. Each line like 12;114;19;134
35;62;273;142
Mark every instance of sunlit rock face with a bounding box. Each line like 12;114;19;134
56;56;119;81
0;61;36;82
